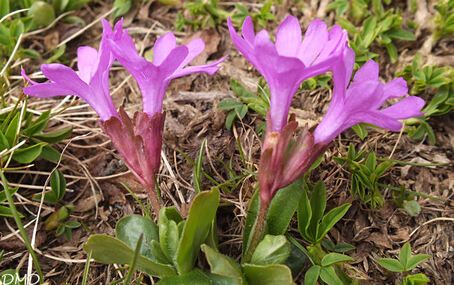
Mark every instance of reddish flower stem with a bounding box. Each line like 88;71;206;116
145;179;161;219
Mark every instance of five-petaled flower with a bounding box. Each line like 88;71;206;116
105;18;227;117
228;15;348;204
22;19;226;216
313;47;425;144
228;15;348;133
22;19;119;122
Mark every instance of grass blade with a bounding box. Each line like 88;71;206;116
0;171;43;280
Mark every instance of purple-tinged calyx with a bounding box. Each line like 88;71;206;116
22;20;119;122
228;15;348;133
258;114;329;203
104;18;227;117
101;108;164;189
313;48;425;144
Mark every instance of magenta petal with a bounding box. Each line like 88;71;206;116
228;17;261;71
77;46;99;84
314;25;347;66
158;45;188;76
329;46;355;110
380;96;425;119
344;81;382;112
171;55;227;79
228;16;349;134
41;64;89;98
153;32;177;65
179;38;205;68
353;59;379;83
23;82;75;98
21;69;38;85
298;19;328;66
352;111;403;131
314;53;425;144
241;16;255;44
383;77;408;99
275;15;302;57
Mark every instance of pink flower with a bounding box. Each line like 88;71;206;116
313;48;425;143
228;16;348;133
22;19;119;122
104;18;227;117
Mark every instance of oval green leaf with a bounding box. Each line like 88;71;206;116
84;234;176;277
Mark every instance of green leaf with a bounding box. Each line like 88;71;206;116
83;235;177;277
0;0;9;18
361;16;377;47
34;126;72;143
250;235;290;265
350;0;369;23
64;0;90;12
385;43;398;63
218;98;244;111
230;78;268;117
201;244;244;284
124;233;143;284
406;254;430;271
352;124;368;140
376;258;405;272
319;265;343;285
159;208;181;263
38;145;61;162
333;242;356;253
225;111;237;130
0;130;8;151
5;112;20;147
308;181;326;241
304;265;321;285
284;242;307;277
375;161;394;177
194;139;206;194
113;0;131;18
158;269;211;285
46;44;66;63
297;182;313;242
402;199;420;216
242;264;294;285
403;273;430;285
317;204;351;242
176;187;220;274
28;1;55;27
53;0;69;14
365;152;377;172
326;0;348;15
0;205;24;218
321;253;354;267
23;110;51;136
148;240;171;264
50;169;66;201
242;188;259;256
0;187;18;203
116;215;159;261
65;221;80;228
387;29;416;41
265;179;303;235
12;143;46;164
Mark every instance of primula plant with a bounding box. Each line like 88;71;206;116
22;18;226;218
12;5;442;283
228;15;424;266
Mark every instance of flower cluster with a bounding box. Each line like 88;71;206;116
228;16;424;204
22;15;425;217
22;19;226;215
